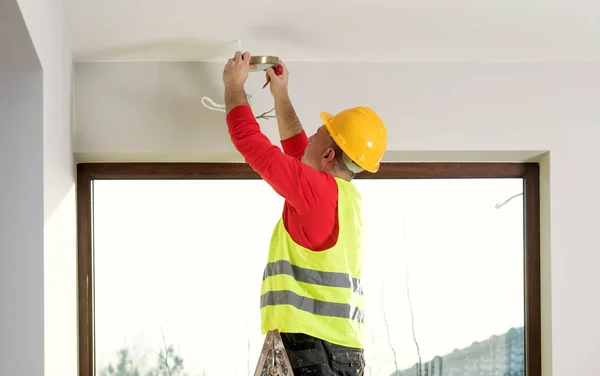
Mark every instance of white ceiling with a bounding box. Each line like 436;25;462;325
61;0;600;62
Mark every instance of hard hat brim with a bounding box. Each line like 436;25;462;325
320;112;334;127
321;111;343;152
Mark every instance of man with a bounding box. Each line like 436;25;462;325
222;51;387;376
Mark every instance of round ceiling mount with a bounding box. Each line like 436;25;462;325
250;55;280;71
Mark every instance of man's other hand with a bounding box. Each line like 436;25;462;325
223;51;256;88
265;61;289;99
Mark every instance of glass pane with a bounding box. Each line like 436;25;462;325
357;179;524;376
92;178;524;376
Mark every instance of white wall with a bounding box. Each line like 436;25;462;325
0;1;44;374
74;61;573;161
0;0;40;72
14;0;76;375
0;72;44;376
73;60;600;376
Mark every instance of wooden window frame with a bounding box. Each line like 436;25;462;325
76;162;541;376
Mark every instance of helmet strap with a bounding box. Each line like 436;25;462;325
342;153;364;174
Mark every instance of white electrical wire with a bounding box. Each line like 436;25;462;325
201;38;254;113
201;96;226;112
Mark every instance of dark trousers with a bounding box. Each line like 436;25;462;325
280;333;365;376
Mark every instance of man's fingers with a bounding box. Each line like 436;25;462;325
266;67;276;79
234;51;242;62
278;60;288;74
242;51;251;61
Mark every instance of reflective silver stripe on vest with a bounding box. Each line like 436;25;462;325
261;290;365;323
263;260;363;295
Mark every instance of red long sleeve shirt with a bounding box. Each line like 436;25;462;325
226;105;339;252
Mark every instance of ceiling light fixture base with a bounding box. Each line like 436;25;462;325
250;55;280;71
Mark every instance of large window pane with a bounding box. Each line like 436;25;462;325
93;178;524;376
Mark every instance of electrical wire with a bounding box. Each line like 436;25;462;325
201;38;277;120
495;192;523;209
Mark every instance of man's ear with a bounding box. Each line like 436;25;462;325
322;147;336;163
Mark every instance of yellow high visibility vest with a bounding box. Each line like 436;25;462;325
260;177;365;349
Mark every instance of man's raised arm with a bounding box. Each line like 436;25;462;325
265;62;308;159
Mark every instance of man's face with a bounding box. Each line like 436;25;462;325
302;125;336;171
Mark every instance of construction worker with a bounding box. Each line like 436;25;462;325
222;52;387;376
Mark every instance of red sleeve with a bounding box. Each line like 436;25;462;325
281;131;308;160
226;105;336;214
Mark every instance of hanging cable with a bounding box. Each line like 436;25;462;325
201;96;226;112
495;192;523;209
403;212;422;375
200;38;277;120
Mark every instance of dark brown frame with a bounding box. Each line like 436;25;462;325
77;162;541;376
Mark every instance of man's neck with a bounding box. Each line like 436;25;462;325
325;168;353;182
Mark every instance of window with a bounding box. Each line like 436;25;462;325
77;163;540;376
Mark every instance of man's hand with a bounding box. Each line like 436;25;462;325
265;61;289;99
223;51;256;88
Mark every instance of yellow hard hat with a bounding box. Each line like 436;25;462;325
320;106;388;173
